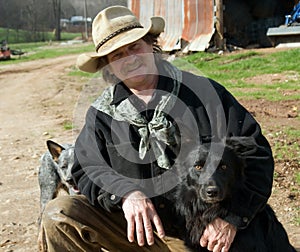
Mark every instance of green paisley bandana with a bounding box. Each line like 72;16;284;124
92;60;182;169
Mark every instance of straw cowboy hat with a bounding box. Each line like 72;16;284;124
76;6;165;73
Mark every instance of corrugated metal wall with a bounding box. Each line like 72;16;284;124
128;0;215;52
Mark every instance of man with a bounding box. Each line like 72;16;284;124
40;6;274;252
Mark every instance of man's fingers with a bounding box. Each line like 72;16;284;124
122;192;165;247
127;215;135;243
147;201;165;239
152;214;165;238
213;242;225;252
142;214;154;245
221;242;230;252
200;218;236;252
200;232;208;247
135;214;145;246
207;239;217;251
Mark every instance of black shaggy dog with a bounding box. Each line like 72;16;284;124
175;137;296;252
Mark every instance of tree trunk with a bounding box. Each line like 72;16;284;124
53;0;61;41
215;0;225;49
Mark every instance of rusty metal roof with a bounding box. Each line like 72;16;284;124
128;0;215;52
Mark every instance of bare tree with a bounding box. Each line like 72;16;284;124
52;0;61;40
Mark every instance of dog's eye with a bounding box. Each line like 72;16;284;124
194;165;203;171
221;164;227;170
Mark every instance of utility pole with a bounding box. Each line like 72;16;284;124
215;0;225;49
84;0;88;40
53;0;61;41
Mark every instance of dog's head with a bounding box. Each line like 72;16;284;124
47;140;79;195
177;137;257;204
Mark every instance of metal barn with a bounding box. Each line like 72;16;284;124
127;0;216;52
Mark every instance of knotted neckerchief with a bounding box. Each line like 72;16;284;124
92;60;182;169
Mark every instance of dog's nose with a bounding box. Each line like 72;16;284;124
206;186;219;198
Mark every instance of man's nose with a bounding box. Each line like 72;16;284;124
124;53;137;63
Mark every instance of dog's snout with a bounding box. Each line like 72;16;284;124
206;186;219;198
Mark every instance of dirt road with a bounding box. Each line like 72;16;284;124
0;53;299;251
0;55;85;251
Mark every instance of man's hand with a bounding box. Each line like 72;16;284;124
200;217;237;252
122;190;165;246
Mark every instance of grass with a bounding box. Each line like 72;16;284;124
296;172;300;185
0;26;94;66
269;127;300;162
0;27;82;44
68;65;97;78
174;48;300;101
63;120;74;130
0;40;94;65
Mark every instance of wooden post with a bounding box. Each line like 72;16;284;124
215;0;225;49
53;0;61;41
84;0;88;41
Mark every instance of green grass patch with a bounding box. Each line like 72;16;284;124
296;172;300;185
25;44;93;60
175;48;300;101
63;120;73;130
271;127;300;161
0;27;82;44
0;41;94;65
68;65;99;78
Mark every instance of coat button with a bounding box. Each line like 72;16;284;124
242;217;248;223
110;194;116;201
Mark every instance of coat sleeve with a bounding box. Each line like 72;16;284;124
71;106;143;212
211;79;274;229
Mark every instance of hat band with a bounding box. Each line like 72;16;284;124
95;24;143;52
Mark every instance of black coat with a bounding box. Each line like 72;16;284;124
72;64;274;234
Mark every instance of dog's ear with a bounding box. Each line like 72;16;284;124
46;140;65;162
226;137;257;156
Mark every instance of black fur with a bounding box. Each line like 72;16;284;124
174;137;296;252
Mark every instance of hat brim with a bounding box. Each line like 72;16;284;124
76;16;165;73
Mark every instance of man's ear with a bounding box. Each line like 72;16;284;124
226;136;257;156
46;140;65;162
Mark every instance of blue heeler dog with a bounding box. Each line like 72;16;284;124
38;140;79;250
38;140;79;218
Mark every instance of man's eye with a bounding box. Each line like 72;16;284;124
112;53;122;60
130;43;140;50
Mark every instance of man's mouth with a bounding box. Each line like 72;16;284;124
125;61;142;73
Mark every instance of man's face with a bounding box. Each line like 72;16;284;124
106;39;158;90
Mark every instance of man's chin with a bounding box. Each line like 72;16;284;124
124;74;148;85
